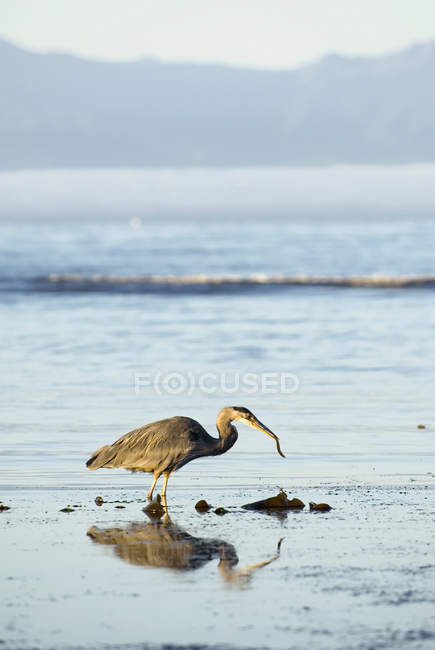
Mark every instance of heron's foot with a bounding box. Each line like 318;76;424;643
161;496;171;523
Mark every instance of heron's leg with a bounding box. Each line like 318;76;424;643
147;472;160;501
161;472;170;499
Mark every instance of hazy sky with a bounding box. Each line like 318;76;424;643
0;0;434;68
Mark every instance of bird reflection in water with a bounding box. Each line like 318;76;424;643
218;538;283;587
87;503;282;586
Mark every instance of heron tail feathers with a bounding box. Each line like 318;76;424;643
86;445;116;469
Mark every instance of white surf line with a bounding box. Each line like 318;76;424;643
46;273;435;288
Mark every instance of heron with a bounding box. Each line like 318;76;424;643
86;406;285;500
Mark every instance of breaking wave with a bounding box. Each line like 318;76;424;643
9;273;435;293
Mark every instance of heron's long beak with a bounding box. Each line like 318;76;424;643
245;416;285;458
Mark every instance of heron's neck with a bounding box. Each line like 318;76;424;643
214;418;238;455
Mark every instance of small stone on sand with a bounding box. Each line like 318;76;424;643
309;502;333;512
195;499;211;512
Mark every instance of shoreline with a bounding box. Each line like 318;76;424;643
2;482;435;650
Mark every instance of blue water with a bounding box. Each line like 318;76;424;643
1;168;434;489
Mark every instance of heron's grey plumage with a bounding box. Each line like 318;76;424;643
86;406;284;500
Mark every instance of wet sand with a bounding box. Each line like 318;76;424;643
1;479;435;650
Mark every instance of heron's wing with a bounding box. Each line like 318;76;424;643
86;416;214;473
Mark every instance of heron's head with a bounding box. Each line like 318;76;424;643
228;406;285;458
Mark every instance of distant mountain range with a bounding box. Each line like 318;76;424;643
0;37;434;168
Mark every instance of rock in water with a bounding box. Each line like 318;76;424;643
143;494;165;520
195;499;212;512
242;490;305;510
309;502;332;512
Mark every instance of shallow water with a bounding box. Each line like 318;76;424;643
1;199;435;487
1;485;435;650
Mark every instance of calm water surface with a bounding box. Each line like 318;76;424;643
1;191;434;488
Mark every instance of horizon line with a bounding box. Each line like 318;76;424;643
0;33;434;73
